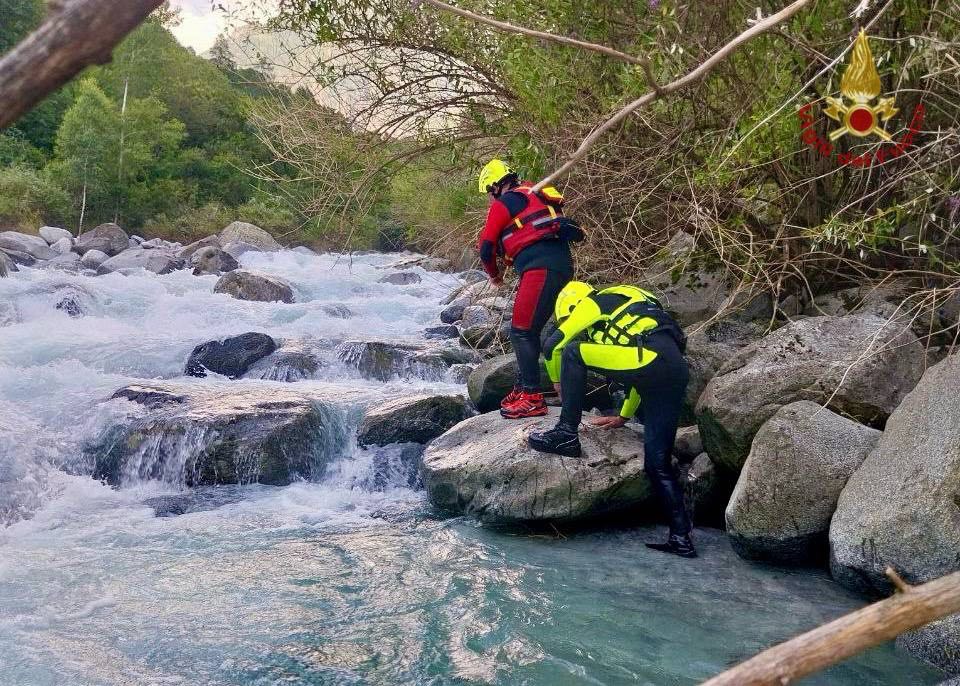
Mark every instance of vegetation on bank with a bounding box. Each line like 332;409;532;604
256;0;959;325
0;1;305;244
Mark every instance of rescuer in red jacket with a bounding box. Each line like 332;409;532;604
476;159;581;419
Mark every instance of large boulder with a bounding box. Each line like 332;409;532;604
75;223;129;256
461;305;495;329
221;240;262;260
683;318;763;423
39;226;72;245
244;338;330;382
49;237;74;255
219;221;281;251
726;401;880;565
79;249;109;270
177;235;221;261
641;232;731;327
337;340;473;382
422;409;654;525
467;354;551;413
357;395;471;447
42;252;82;273
185;332;278;379
696;313;925;472
833;355;960;589
0;231;56;260
440;299;468;324
91;383;353;487
97;248;184;275
213;270;294;303
829;354;960;670
190;246;239;276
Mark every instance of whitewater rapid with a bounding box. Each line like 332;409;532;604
0;250;945;685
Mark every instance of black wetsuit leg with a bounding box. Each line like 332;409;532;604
511;268;569;391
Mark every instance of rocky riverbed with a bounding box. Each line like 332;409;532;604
0;222;956;684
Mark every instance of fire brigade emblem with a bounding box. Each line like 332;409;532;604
824;30;898;141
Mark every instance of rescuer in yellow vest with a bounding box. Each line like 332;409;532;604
528;281;696;558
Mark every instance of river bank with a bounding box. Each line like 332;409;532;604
0;222;955;684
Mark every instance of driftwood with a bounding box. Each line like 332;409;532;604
701;568;960;686
0;0;165;129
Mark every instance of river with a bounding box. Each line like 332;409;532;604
0;250;945;685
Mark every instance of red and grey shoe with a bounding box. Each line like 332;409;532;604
500;386;523;410
500;391;548;419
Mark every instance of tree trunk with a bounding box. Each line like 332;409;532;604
0;0;164;129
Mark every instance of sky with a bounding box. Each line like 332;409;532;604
168;0;233;54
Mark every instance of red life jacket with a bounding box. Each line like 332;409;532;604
496;183;565;261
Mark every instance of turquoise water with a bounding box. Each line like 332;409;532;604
0;251;945;685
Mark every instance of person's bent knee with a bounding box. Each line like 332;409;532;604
562;343;583;363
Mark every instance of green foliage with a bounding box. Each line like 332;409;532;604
0;0;43;55
0;166;70;229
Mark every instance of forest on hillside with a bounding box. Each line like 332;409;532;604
3;0;959;323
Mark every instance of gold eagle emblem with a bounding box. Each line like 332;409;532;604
824;30;898;141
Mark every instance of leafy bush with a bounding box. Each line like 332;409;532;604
0;166;71;230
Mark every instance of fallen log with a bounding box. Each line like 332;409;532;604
0;0;165;129
701;568;960;685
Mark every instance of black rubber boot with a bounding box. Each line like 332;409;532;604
528;421;582;458
646;534;698;559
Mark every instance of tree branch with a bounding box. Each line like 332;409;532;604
531;0;813;191
415;0;647;66
0;0;165;129
700;569;960;686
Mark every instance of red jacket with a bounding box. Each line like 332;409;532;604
477;182;563;279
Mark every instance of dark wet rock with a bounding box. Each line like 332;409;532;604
422;408;654;525
898;617;960;676
190;246;239;276
219;221;281;251
674;425;703;462
696;314;924;472
95;382;353;486
425;324;459;340
467;354;549;413
0;251;18;276
459;324;498;349
319;304;353;319
75;223;129;257
378;271;422;285
185;332;277;379
461;305;494;329
245;338;329;382
0;248;37;267
0;231;56;260
358;394;471;447
337;340;467;382
39;226;72;244
144;495;192;517
177;235;222;261
682;453;733;528
97;248;184;275
213;270;294;303
440;301;467;324
54;284;96;318
726;401;880;565
80;249;109;270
